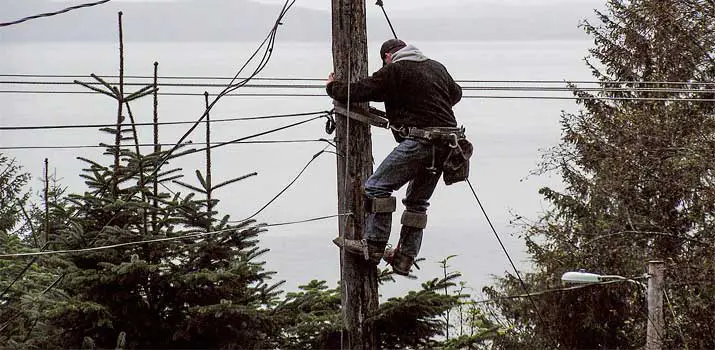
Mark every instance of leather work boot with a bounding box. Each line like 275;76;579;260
332;237;386;265
383;247;414;276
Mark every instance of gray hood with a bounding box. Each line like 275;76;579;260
391;44;429;63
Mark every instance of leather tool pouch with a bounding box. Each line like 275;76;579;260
442;138;473;185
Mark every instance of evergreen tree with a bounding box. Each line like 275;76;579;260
0;156;67;349
486;1;715;348
38;138;284;348
272;280;343;349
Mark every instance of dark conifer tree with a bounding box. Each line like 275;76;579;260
486;1;715;348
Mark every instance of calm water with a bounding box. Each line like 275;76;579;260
0;40;593;298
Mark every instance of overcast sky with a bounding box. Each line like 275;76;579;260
2;0;605;42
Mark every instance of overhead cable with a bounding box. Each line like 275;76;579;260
1;89;712;102
0;0;111;27
4;74;715;86
0;213;349;258
0;139;335;151
0;110;330;131
232;145;333;222
149;0;296;182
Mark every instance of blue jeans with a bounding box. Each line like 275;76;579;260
364;139;447;258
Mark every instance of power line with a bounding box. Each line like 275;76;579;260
4;80;715;94
3;74;715;86
180;114;328;156
0;213;348;258
261;213;352;227
145;0;296;185
0;80;324;89
232;146;332;223
472;279;630;304
1;114;330;152
0;90;325;97
1;89;713;102
0;110;330;131
0;0;111;27
0;139;335;151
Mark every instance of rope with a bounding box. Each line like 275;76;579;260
339;40;352;350
0;0;111;27
465;179;549;332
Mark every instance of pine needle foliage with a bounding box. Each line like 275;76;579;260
486;1;715;348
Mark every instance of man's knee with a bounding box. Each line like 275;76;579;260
364;180;392;198
401;211;427;229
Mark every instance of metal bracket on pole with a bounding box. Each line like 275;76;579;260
333;101;389;129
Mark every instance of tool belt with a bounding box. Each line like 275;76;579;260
396;126;466;142
392;125;474;185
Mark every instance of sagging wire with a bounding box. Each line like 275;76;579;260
232;145;333;223
149;0;296;182
173;114;330;157
0;0;111;27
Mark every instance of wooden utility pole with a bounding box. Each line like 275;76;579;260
646;260;665;350
331;0;379;348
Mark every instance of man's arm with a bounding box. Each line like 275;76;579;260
326;67;390;103
449;79;462;106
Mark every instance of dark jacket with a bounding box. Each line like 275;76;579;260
326;46;461;129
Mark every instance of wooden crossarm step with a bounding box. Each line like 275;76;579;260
333;102;389;129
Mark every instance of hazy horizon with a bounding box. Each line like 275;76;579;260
1;0;603;42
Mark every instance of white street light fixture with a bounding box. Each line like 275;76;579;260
561;270;646;288
561;271;603;284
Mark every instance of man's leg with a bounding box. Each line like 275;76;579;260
334;140;434;264
388;168;442;275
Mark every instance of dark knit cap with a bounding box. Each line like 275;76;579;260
380;39;406;61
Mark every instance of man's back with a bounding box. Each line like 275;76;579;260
381;58;461;128
325;43;462;128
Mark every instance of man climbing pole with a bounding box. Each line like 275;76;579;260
327;39;472;276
